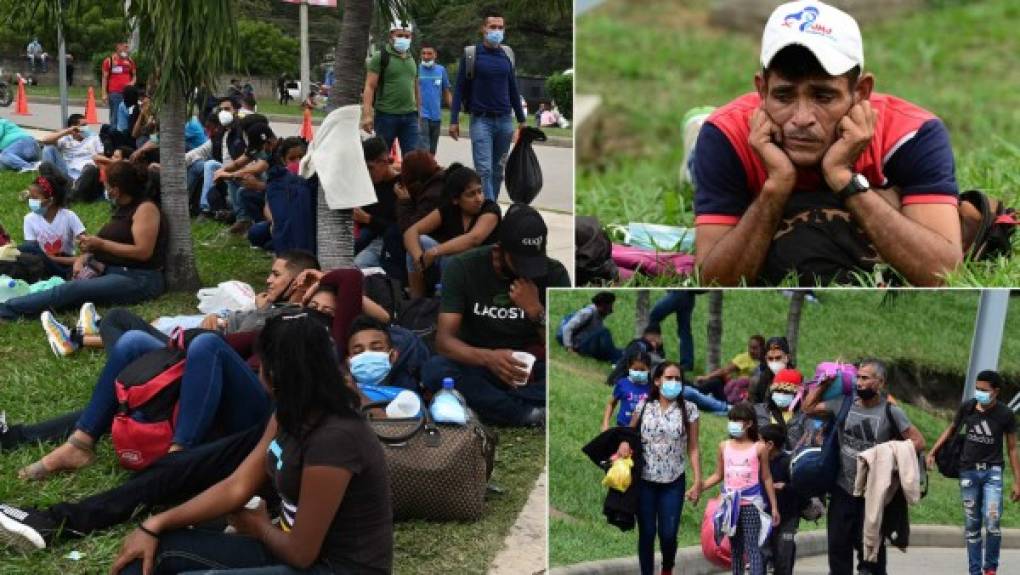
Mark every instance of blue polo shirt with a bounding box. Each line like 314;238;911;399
418;63;450;122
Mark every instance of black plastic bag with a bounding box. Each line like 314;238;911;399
505;127;546;204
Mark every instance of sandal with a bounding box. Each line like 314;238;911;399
18;436;95;481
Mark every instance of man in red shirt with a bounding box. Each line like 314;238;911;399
692;1;962;286
101;41;136;122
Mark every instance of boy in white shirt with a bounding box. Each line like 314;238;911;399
38;114;105;202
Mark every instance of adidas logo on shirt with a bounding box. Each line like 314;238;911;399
967;420;996;445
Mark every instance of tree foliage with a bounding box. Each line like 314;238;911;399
545;72;572;119
237;19;300;76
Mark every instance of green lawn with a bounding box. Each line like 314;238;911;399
576;0;1020;286
0;171;543;575
548;289;1020;567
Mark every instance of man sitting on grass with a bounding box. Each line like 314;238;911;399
37;114;105;203
693;1;961;286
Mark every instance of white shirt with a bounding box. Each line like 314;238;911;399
23;208;86;257
637;399;700;483
56;134;103;182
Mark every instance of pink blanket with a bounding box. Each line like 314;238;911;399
611;244;695;277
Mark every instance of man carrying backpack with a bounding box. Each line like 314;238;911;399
449;7;527;202
803;359;926;575
927;370;1020;575
361;19;420;157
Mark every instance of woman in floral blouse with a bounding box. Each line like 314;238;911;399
616;361;703;575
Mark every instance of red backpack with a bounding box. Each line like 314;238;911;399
111;329;196;470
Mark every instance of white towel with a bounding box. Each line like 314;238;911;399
299;105;377;210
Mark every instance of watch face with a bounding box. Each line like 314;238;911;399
853;173;870;190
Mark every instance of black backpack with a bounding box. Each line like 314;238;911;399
934;399;979;479
960;190;1018;261
0;252;47;283
575;217;618;286
362;274;440;352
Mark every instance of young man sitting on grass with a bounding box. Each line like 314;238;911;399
692;1;961;287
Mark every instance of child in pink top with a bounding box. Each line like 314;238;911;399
701;403;779;575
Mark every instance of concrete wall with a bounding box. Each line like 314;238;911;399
709;0;926;33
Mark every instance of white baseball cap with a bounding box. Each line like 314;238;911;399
761;1;863;76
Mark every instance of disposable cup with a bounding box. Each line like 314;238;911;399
512;351;536;387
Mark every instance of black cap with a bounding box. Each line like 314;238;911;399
498;204;548;280
245;123;275;156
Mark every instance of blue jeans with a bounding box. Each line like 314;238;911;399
41;144;69;177
649;291;695;371
0;266;164;320
240;188;266;224
421;355;545;426
374;111;421;157
637;475;686;575
119;527;342;575
961;467;1004;575
682;385;729;414
187;160;205;196
404;234;450;274
419;118;441;155
200;159;224;212
469;114;515;202
577;327;622;364
76;331;271;448
248;221;273;251
108;92;124;124
354;237;384;269
0;136;39;171
16;241;71;279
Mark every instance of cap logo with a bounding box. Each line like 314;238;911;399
521;236;544;247
782;6;832;37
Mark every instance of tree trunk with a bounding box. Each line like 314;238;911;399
634;290;650;339
706;291;723;371
159;97;201;291
786;290;806;366
316;0;374;269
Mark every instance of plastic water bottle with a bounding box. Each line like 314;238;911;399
430;377;468;425
0;276;30;303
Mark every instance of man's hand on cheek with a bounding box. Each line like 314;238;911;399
822;100;876;192
749;107;796;194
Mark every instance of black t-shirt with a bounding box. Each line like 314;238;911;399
440;245;571;350
364;177;399;235
434;200;501;244
769;452;805;518
266;414;393;573
960;401;1017;468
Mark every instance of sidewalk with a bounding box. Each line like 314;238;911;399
488;470;548;575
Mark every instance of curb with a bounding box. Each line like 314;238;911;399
22;96;574;149
549;526;1020;575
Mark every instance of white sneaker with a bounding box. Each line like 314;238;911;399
77;302;100;337
18;162;41;173
40;311;76;357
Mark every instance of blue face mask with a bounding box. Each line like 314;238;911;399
629;370;648;384
975;390;993;406
771;392;794;409
485;30;504;45
349;350;392;386
393;37;411;53
727;421;746;438
28;198;46;215
661;378;682;400
79;127;93;139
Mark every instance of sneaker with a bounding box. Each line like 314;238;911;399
17;162;41;173
0;411;7;436
229;220;253;235
76;302;100;337
40;312;77;357
524;407;546;428
0;504;54;551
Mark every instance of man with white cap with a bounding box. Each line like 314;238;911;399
693;1;961;287
361;17;421;155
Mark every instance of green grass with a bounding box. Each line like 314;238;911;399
576;0;1020;286
0;171;543;574
548;289;1020;567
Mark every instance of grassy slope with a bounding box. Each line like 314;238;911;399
0;171;542;574
548;289;1020;566
575;0;1020;286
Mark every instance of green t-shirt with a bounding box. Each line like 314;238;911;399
367;45;418;115
441;246;571;350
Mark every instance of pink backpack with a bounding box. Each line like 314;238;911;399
700;497;732;568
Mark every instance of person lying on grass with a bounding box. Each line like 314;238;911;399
692;1;961;287
108;313;393;575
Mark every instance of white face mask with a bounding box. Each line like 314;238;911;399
218;110;234;126
422;59;435;68
768;360;786;374
119;51;129;58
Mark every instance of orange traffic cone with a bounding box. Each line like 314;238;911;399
390;139;402;171
85;87;99;124
299;107;314;142
14;76;30;116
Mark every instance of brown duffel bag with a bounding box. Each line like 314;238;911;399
363;401;498;521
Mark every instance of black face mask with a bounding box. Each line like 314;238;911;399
856;387;878;400
303;309;333;331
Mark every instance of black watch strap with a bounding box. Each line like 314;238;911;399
836;173;870;202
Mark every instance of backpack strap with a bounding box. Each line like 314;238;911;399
501;45;516;70
375;48;391;104
464;45;477;80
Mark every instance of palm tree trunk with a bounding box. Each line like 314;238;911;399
634;290;649;339
316;0;375;270
159;97;201;291
706;291;723;371
786;290;806;366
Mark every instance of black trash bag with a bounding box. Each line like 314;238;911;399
505;127;547;204
575;216;618;285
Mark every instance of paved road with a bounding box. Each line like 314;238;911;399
714;547;1020;574
0;101;573;213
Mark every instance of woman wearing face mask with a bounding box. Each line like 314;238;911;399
747;336;794;404
17;163;86;279
615;362;702;575
602;352;653;432
928;370;1020;575
1;161;167;323
701;402;780;575
753;368;804;443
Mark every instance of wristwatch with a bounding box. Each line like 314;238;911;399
529;307;546;327
835;172;870;202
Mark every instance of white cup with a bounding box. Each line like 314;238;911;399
512;351;537;387
386;390;422;418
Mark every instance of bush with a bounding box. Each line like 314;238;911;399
236;19;299;77
545;72;572;120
